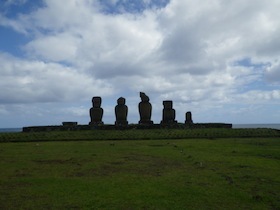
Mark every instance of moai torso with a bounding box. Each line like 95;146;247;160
115;97;128;126
185;111;193;124
138;92;153;124
89;96;104;125
161;100;177;125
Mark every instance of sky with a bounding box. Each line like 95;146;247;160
0;0;280;128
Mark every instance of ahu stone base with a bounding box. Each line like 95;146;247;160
22;123;232;132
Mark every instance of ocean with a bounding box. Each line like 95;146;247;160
232;124;280;129
0;124;280;133
0;128;23;133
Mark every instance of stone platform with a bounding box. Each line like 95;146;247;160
22;123;232;132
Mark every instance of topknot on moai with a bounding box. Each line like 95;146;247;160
138;92;153;125
115;97;128;126
89;96;104;125
185;111;193;124
161;100;177;125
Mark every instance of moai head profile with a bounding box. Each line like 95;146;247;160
89;96;104;125
115;97;128;126
140;92;150;102
161;100;177;125
163;100;173;109
138;92;153;125
117;97;126;105
92;96;102;108
185;111;193;124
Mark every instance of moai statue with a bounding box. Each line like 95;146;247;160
185;111;193;124
89;96;104;125
161;100;177;125
115;97;128;126
138;92;153;125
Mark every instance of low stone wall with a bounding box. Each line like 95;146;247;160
22;123;232;132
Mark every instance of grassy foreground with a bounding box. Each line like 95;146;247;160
0;137;279;209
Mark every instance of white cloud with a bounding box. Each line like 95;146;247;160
265;60;280;84
0;53;114;104
25;33;80;61
236;90;280;103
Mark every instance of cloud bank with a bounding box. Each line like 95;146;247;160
0;0;280;127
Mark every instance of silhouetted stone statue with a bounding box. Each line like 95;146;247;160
138;92;153;124
115;97;128;126
161;100;177;125
185;111;193;124
89;96;104;125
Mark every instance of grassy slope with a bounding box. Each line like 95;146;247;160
0;138;279;209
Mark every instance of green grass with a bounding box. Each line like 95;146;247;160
0;128;280;142
0;138;279;209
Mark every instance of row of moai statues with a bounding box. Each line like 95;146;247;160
89;92;193;126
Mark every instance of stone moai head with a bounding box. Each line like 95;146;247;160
117;97;126;105
140;92;149;102
92;96;102;108
163;100;173;109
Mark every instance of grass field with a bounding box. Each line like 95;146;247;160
1;128;280;142
0;134;279;209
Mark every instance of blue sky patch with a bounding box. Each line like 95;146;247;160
234;57;270;69
0;0;44;18
98;0;170;14
0;26;30;57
